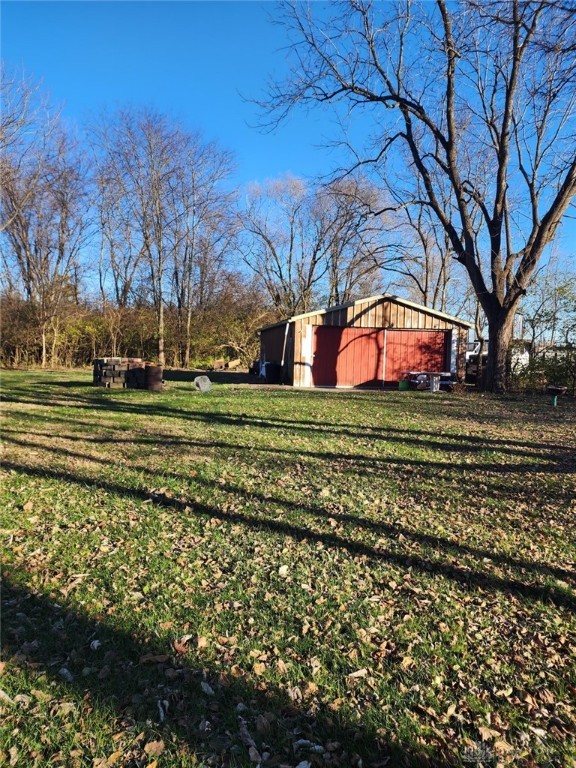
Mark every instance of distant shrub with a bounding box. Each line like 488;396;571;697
510;350;576;395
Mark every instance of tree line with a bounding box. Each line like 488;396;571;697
0;64;471;371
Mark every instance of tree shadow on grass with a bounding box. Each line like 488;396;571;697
164;369;258;386
3;424;575;524
3;459;575;613
2;576;461;768
3;419;574;767
0;577;381;767
50;379;95;389
4;387;574;460
3;428;576;582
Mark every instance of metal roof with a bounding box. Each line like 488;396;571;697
259;294;475;332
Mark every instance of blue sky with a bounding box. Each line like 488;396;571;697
2;1;574;261
1;0;345;186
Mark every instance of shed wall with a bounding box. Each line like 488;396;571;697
259;323;295;384
260;324;285;361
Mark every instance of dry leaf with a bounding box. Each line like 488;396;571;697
139;654;169;664
31;689;52;701
478;725;500;741
303;681;319;697
346;668;368;679
173;637;189;655
238;716;257;748
144;740;165;757
255;713;271;734
494;739;514;753
0;689;14;705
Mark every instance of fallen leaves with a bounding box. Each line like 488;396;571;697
31;689;51;702
1;376;575;767
0;688;14;705
104;750;123;766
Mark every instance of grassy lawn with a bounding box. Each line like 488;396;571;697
1;369;575;768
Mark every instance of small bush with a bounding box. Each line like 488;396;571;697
510;350;576;395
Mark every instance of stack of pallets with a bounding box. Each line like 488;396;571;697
93;358;148;389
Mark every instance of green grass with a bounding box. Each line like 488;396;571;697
1;369;575;767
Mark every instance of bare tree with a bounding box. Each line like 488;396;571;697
0;63;58;234
317;176;391;305
94;163;144;309
0;130;89;366
240;176;328;316
92;110;236;367
385;201;459;313
91;108;190;366
169;137;236;367
240;174;392;316
521;264;576;358
266;0;576;391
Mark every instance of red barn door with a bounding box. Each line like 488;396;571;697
312;327;384;387
384;330;449;382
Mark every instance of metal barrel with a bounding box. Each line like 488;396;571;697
145;365;163;392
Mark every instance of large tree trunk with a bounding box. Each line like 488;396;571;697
484;309;516;394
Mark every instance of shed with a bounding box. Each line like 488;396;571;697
259;294;474;388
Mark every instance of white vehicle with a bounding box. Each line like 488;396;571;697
465;342;488;382
465;340;529;382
